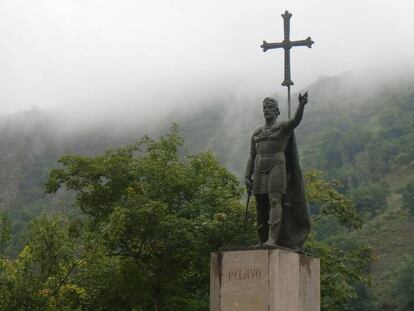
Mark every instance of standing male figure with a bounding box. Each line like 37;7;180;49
245;92;310;247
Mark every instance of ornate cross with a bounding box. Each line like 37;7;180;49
261;10;314;117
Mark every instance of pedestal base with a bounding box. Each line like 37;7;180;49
210;247;320;311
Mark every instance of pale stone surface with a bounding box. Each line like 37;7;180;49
210;248;320;311
220;250;268;311
269;248;300;310
299;255;321;311
210;253;220;311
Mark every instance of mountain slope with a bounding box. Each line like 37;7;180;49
0;70;413;309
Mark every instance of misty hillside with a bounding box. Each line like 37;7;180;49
0;70;414;309
1;70;413;212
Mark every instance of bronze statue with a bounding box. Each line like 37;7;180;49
245;93;310;249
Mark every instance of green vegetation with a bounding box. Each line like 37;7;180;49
0;127;253;310
0;127;372;310
0;72;413;309
296;80;414;310
349;182;390;219
393;257;414;311
304;90;414;188
400;181;414;215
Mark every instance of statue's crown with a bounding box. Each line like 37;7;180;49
263;97;278;107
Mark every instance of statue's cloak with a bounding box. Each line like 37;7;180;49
278;132;311;249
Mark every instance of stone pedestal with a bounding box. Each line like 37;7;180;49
210;247;320;311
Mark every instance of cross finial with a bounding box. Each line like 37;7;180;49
261;11;313;117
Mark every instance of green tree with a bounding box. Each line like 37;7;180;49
319;129;345;169
393;257;414;311
346;284;377;311
0;212;12;260
0;212;80;310
304;171;373;311
21;127;370;310
393;152;411;167
400;181;414;215
0;212;13;306
45;125;254;310
349;182;390;218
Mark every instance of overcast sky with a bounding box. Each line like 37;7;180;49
0;0;413;116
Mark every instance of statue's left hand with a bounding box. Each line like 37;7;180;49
299;91;308;105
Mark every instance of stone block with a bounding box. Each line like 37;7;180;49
210;247;320;311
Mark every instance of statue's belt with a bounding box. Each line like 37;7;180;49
255;156;285;173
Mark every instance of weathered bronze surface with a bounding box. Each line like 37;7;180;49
245;94;310;249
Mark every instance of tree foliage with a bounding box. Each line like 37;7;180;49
350;182;390;218
305;170;361;229
0;212;12;258
393;257;414;311
45;125;253;310
400;181;414;215
0;127;373;310
308;91;414;192
0;212;79;310
304;171;373;310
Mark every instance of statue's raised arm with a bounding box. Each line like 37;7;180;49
284;91;308;131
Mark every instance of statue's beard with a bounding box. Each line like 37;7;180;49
264;114;277;121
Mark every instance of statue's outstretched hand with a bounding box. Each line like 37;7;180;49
299;91;308;105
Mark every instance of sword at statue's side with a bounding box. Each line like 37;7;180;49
243;190;251;234
260;10;314;118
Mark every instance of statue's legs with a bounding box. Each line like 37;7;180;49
264;192;283;246
255;194;269;244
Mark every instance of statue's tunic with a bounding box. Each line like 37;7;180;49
251;122;291;195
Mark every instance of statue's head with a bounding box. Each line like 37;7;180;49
263;97;280;120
